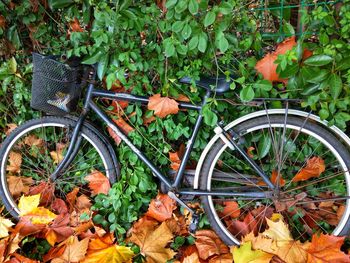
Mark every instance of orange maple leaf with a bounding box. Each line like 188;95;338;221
255;53;280;82
85;170;111;196
107;117;134;146
306;234;350;262
195;230;229;260
275;36;296;55
270;170;286;187
221;201;240;219
147;94;179;118
145;193;177;222
292;156;325;182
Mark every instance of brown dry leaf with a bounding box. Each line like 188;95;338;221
0;15;5;29
14;217;46;237
9;253;40;263
270;170;285;187
195;230;229;260
51;198;69;215
45;214;74;246
209;253;233;263
70;17;84;32
169;152;181;171
306;234;350;263
225;211;258;238
143;115;156;126
29;181;55;207
221;201;240;218
76;195;92;210
23;135;44;147
129;221;175;263
292;156;325;182
7;176;33;197
145;193;177;222
85;170;111;196
183;252;200;263
6;152;22;174
0;216;14;238
60;236;89;262
5;123;17;135
107;117;134;146
147;94;179;118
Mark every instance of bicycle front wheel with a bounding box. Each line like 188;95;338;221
200;115;350;245
0;116;117;219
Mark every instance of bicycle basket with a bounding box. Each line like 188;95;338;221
31;53;82;115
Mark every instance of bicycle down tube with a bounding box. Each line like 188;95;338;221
52;83;275;198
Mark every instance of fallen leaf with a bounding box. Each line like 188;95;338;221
45;214;74;246
5;123;17;136
82;234;134;263
25;207;57;224
107;117;134;146
129;222;175;263
306;234;350;263
85;170;111;196
51;198;69;215
209;253;233;263
76;195;92;210
145;193;177;222
10;253;40;263
70;17;84;32
143;115;156;126
60;236;89;262
232;241;273;263
147;94;179;118
292;156;325;182
0;15;5;29
183;252;200;263
270;170;285;187
14;217;46;236
7;176;33;198
195;229;229;260
29;182;55;207
225;212;258;238
169;151;181;171
6;152;22;174
18;194;40;216
23;135;44;147
247;147;255;158
221;201;240;218
0;216;14;238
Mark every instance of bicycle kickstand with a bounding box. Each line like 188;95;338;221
167;191;200;233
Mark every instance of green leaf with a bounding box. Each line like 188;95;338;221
97;54;109;80
278;63;299;78
166;0;177;9
7;25;21;50
240;86;255;102
172;21;185;33
328;74;342;100
82;50;103;64
106;72;116;90
319;108;329;120
188;35;199;50
188;0;199;14
303;55;333;66
301;83;321;96
203;106;218;126
182;24;192;40
253;80;272;91
218;36;229;53
164;40;176;57
198;33;208;53
175;0;187;13
305;69;329;84
8;57;17;74
258;135;272;159
204;11;216;27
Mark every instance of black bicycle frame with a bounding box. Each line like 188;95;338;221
50;80;275;199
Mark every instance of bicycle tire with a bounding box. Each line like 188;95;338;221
199;115;350;245
0;116;117;219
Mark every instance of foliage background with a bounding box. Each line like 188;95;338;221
0;0;350;237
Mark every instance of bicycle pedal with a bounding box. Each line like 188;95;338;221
189;214;199;233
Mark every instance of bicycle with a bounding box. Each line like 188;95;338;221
1;52;350;246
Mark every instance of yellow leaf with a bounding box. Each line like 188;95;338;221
262;218;292;241
18;194;40;216
129;221;175;263
0;216;14;238
50;151;64;164
82;245;134;263
62;236;89;262
183;252;200;263
232;241;273;263
27;207;57;224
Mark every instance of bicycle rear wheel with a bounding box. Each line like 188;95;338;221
0;116;117;219
200;115;350;245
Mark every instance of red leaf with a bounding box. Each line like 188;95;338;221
302;49;313;60
145;193;177;222
275;36;296;55
85;170;111;196
51;198;68;215
29;182;55;207
14;218;45;237
107;117;134;146
195;230;229;260
255;53;280;82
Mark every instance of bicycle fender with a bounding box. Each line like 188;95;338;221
193;109;350;189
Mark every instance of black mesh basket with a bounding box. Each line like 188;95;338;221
31;53;82;115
